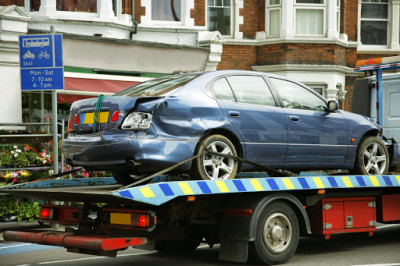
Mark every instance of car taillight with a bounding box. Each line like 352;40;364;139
67;115;74;133
40;208;54;220
74;114;79;125
111;110;119;122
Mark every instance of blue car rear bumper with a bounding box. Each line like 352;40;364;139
62;130;199;172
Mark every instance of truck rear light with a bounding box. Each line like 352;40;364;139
111;110;119;122
107;210;155;230
40;208;54;220
134;214;150;228
110;212;151;228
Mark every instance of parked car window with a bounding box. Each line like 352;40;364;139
213;78;236;102
270;77;327;111
116;74;198;97
226;76;277;106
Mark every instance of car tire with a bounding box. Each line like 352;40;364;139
248;201;299;265
192;134;238;180
112;171;135;186
353;136;389;175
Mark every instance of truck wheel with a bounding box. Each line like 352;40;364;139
192;134;238;180
155;240;201;253
353;136;389;175
249;201;299;265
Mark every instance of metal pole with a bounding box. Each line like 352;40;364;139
60;119;64;175
376;69;383;127
51;25;58;175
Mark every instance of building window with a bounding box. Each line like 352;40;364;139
207;0;232;36
336;0;340;33
295;0;325;35
361;0;389;45
307;85;326;97
151;0;181;21
56;0;97;12
267;0;281;37
30;0;40;11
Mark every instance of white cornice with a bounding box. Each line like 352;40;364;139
252;64;356;75
223;38;359;48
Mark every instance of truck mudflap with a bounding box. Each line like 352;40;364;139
3;230;147;256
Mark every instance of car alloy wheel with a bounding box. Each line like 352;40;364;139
193;134;238;180
354;136;389;175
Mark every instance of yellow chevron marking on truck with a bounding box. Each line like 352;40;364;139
140;187;155;198
215;181;230;192
250;179;263;191
282;178;295;189
178;182;194;194
342;176;353;187
313;177;325;188
370;176;380;186
396;176;400;185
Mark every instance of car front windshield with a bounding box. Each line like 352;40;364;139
115;74;199;97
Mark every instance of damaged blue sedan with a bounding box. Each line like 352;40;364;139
63;70;397;185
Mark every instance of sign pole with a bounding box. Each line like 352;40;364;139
51;26;58;175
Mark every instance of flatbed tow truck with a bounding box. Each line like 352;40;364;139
1;59;400;265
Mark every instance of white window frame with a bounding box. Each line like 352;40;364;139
206;0;234;37
307;84;326;97
359;0;390;49
140;0;188;26
294;0;326;37
24;0;124;22
267;0;281;37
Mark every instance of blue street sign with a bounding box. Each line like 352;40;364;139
19;34;64;91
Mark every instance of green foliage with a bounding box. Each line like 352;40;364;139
0;200;40;221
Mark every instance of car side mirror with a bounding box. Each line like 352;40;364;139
327;100;339;112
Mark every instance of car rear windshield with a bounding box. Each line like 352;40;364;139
115;74;199;97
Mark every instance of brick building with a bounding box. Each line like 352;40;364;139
0;0;398;123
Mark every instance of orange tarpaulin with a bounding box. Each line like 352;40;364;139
58;77;139;103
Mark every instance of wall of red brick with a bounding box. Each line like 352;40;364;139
342;0;358;42
134;0;145;23
257;43;352;66
191;0;205;26
122;0;131;15
0;0;24;6
240;0;260;39
218;45;257;70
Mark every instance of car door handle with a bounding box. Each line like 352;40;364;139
228;111;240;117
289;115;300;122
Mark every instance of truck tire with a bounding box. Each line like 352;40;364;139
353;136;389;175
249;201;299;265
192;134;238;180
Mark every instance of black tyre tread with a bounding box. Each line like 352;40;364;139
112;171;134;186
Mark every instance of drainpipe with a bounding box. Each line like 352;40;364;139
130;0;138;38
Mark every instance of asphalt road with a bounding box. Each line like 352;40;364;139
0;223;399;266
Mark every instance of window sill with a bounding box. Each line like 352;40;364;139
29;12;133;27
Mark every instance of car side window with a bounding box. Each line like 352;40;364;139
213;78;236;102
226;75;277;106
270;78;327;111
